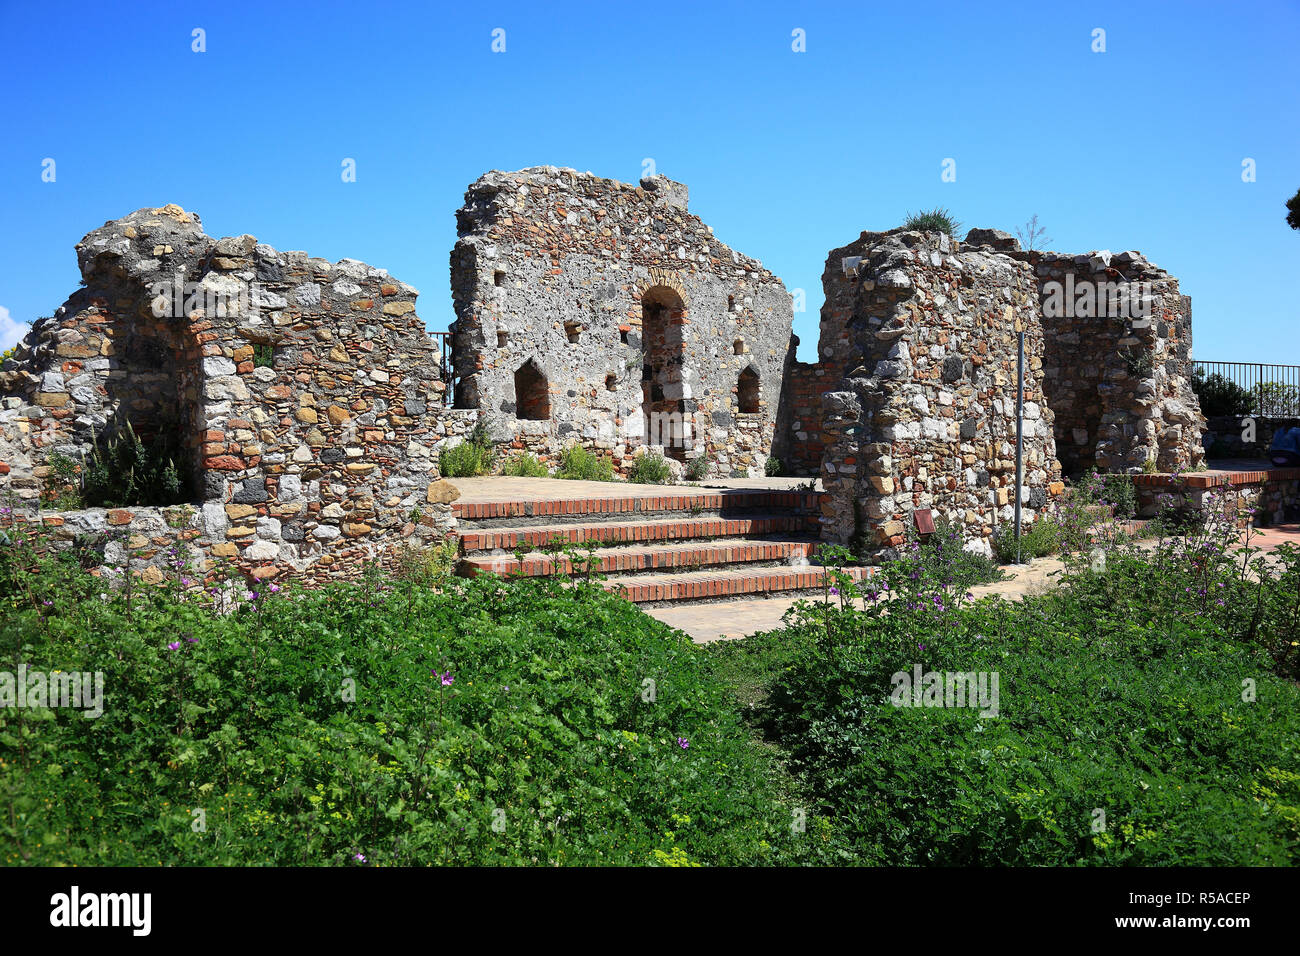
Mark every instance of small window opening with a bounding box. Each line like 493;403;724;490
515;360;550;421
606;373;617;391
565;322;581;344
497;330;509;348
493;270;505;287
733;339;745;356
737;366;760;414
253;343;275;368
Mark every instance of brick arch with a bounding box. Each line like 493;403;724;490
635;268;689;311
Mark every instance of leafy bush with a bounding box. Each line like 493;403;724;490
877;519;1003;590
628;453;673;485
500;452;549;478
554;444;614;482
718;515;1300;865
764;456;783;478
992;515;1059;562
1192;368;1255;417
0;527;793;866
1252;381;1300;417
901;207;962;237
1070;470;1137;519
685;455;712;482
81;422;189;508
40;452;84;510
439;424;494;478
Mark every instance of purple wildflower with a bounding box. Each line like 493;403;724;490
676;737;689;750
167;642;181;651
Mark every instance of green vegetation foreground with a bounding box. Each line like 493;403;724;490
2;500;1298;865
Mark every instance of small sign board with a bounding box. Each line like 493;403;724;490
914;508;936;536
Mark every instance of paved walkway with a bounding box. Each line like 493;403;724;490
646;523;1300;643
644;555;1070;643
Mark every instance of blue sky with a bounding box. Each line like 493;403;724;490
1;0;1296;363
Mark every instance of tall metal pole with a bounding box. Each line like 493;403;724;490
1014;329;1025;563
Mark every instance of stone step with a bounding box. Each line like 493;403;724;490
461;536;819;577
457;513;819;553
604;565;871;604
453;488;823;527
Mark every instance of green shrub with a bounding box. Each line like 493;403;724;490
1192;368;1255;417
725;529;1300;865
1070;471;1137;519
1253;381;1300;417
628;453;673;485
554;444;614;482
752;595;1300;864
908;519;1003;589
500;452;549;478
81;422;189;508
0;528;793;866
992;515;1059;563
439;424;494;478
764;456;783;478
901;207;962;237
40;452;84;510
712;498;1300;865
685;455;712;482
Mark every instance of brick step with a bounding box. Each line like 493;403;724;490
461;536;819;577
604;565;872;604
453;489;823;526
457;513;818;553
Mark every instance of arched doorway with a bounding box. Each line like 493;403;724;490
514;358;550;420
640;285;687;461
737;366;761;414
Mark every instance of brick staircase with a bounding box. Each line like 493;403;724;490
454;487;864;603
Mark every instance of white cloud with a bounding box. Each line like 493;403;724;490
0;305;30;353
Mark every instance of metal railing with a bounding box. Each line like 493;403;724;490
430;331;454;406
1192;361;1300;417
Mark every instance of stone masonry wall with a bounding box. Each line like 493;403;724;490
449;167;794;479
0;205;473;586
817;229;1061;558
771;349;829;478
1025;247;1205;475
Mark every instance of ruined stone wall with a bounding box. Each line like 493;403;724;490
817;229;1061;558
1026;248;1204;475
0;205;473;586
813;226;1206;559
449;167;793;478
771;350;829;477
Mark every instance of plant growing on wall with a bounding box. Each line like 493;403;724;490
901;208;962;237
81;421;189;508
1014;214;1052;252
